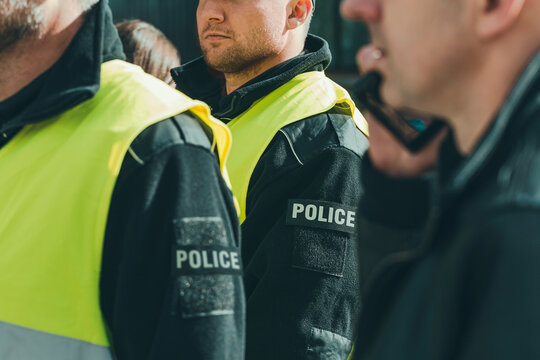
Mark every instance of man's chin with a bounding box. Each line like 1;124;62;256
380;82;412;109
202;55;227;73
0;8;43;52
201;48;227;65
382;85;432;116
379;80;403;108
0;28;28;52
202;51;242;74
203;59;232;74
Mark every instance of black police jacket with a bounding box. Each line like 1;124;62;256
174;35;369;360
353;50;540;360
0;1;244;359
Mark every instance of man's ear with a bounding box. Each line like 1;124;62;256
286;0;313;30
476;0;526;39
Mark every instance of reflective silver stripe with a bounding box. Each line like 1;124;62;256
0;321;113;360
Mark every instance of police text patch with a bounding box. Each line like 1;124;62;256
286;199;357;234
173;217;243;276
171;217;240;318
175;245;242;275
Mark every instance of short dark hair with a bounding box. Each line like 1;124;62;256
115;20;181;86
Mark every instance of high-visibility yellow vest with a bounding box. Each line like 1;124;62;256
227;71;368;223
0;60;231;359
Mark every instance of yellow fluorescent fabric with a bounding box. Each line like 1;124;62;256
0;60;230;347
226;71;369;222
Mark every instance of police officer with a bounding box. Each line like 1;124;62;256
341;0;540;359
173;0;368;358
0;1;244;359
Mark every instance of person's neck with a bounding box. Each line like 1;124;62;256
223;45;302;95
0;5;85;102
445;42;540;155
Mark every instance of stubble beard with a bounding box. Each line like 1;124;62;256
200;29;280;75
0;0;44;52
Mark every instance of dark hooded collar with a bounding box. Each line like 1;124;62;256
441;48;540;198
0;0;125;132
172;34;332;121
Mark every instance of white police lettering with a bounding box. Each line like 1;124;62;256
176;250;241;270
292;203;304;218
189;251;201;269
293;203;354;228
346;211;355;228
335;209;346;225
230;252;240;270
305;205;317;220
286;199;357;234
219;251;230;268
202;251;213;268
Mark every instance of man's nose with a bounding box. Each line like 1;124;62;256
197;0;225;23
340;0;381;22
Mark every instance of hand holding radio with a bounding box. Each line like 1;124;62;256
353;71;448;177
363;111;447;177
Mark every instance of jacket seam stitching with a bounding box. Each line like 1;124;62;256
136;141;212;164
115;142;217;188
246;145;364;209
279;129;304;165
128;147;145;165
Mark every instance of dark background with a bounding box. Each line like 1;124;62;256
110;0;370;86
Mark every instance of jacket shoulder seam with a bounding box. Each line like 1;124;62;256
278;129;305;165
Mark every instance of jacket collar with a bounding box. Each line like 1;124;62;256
172;34;331;121
440;49;540;199
0;0;125;132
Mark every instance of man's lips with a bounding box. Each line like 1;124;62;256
204;32;231;41
357;44;386;73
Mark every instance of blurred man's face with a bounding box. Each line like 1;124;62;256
197;0;289;74
341;0;471;113
0;0;45;51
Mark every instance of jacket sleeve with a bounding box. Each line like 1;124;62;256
242;140;364;360
456;209;540;360
99;118;245;360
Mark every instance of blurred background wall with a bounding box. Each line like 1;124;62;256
109;0;369;87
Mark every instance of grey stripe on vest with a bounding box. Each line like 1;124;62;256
0;321;113;360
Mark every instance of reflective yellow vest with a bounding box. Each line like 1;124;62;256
0;60;231;359
227;71;369;223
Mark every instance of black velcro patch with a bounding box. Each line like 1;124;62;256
175;275;235;319
292;228;347;277
286;199;358;234
171;217;240;319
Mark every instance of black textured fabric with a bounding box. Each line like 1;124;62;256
360;156;432;229
0;1;245;359
0;75;44;126
354;51;540;360
242;124;366;360
292;228;348;277
177;35;368;359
